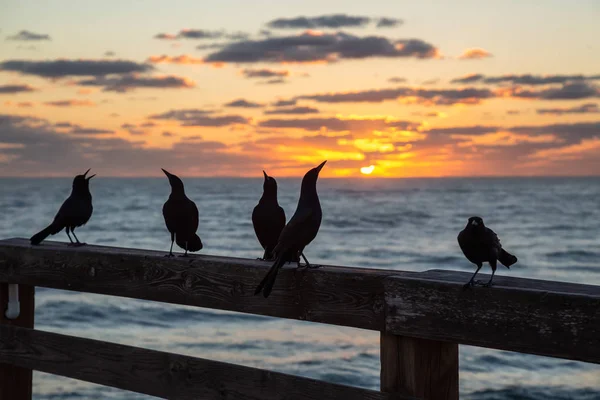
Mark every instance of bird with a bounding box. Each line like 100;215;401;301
254;160;326;298
30;169;95;246
161;168;203;257
457;216;517;289
252;171;286;261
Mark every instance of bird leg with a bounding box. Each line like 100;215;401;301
65;227;75;245
70;229;86;247
462;265;482;290
179;243;189;257
296;253;320;269
165;237;175;257
483;269;496;287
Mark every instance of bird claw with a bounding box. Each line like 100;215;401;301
483;282;494;288
462;281;475;291
178;254;189;258
164;253;175;258
474;280;484;286
306;264;320;269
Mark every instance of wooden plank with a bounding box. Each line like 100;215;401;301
0;325;408;400
0;284;34;400
0;238;412;332
380;333;458;400
385;275;600;364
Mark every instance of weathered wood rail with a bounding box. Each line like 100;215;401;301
0;238;599;399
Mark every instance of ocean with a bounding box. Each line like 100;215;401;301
1;177;599;399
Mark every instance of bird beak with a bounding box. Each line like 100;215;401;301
161;168;171;178
83;168;91;178
315;160;327;173
86;174;96;180
263;170;268;180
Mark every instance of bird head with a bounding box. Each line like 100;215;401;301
301;160;326;191
162;168;185;193
262;170;278;194
73;168;95;190
467;216;485;230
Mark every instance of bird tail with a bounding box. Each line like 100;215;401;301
30;223;62;245
498;249;517;268
176;234;203;252
254;254;286;298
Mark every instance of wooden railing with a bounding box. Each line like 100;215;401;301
0;238;599;399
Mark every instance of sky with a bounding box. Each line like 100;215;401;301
1;0;599;177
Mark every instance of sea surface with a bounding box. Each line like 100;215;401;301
1;177;599;399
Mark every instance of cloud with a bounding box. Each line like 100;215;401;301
241;68;289;78
388;77;407;83
261;78;287;85
162;131;175;137
155;29;222;40
376;18;403;28
451;73;600;85
224;99;264;108
266;14;402;29
149;108;249;127
154;29;247;41
506;82;600;100
147;54;205;65
70;127;113;135
0;113;260;176
273;99;297;107
536;103;599;115
154;33;178;40
44;99;96;107
297;86;494;105
258;115;419;132
267;14;371;29
264;106;319;115
0;84;36;94
0;59;153;78
450;73;485;84
458;48;493;60
76;74;195;92
6;30;51;41
204;31;439;63
120;123;146;135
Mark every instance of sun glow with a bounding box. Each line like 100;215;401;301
360;165;375;175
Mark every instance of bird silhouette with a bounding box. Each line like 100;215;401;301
162;168;203;257
458;216;517;289
252;171;286;260
255;160;326;298
30;169;95;246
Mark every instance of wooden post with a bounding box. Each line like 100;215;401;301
380;333;458;400
0;283;35;400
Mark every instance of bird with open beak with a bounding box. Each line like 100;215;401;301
30;169;95;246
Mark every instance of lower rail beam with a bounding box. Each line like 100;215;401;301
0;325;409;400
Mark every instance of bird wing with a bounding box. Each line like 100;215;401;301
53;195;83;225
273;206;312;255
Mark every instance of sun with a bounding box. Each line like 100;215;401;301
360;165;375;175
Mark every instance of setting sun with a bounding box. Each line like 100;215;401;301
360;165;375;175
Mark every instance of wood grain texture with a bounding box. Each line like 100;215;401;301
0;325;408;400
385;275;600;364
0;283;34;400
380;333;458;400
0;238;411;332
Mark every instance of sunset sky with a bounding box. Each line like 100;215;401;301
1;0;599;177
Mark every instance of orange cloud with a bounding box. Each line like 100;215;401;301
147;55;205;65
44;99;96;107
458;48;493;60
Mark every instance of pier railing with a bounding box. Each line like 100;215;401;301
0;238;599;399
